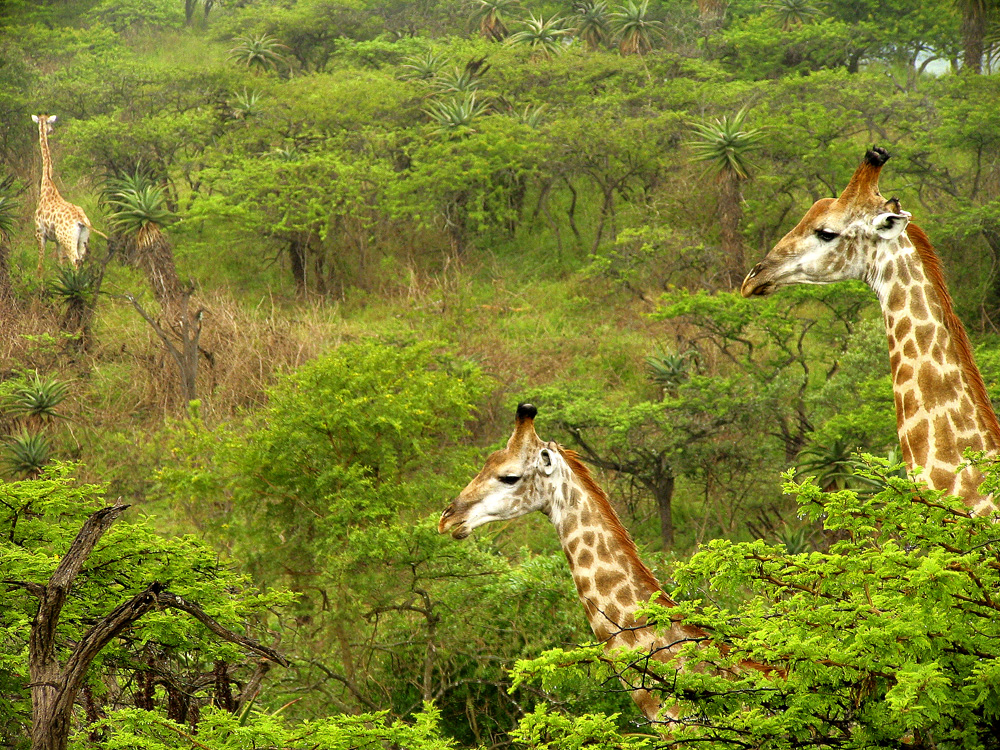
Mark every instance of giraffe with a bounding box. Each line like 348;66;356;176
438;403;773;724
742;146;1000;517
32;114;103;277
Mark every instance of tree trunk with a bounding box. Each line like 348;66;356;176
655;473;676;549
8;505;287;750
289;236;307;296
138;234;184;314
959;0;987;74
718;172;746;289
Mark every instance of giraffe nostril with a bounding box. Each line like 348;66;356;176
441;506;454;518
747;263;762;279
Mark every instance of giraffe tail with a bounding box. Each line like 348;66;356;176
90;227;108;239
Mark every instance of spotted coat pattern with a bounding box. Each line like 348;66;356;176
33;114;98;275
742;148;1000;516
439;405;750;724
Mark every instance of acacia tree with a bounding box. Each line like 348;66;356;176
0;468;288;750
154;341;614;740
513;456;1000;747
535;377;775;549
654;285;873;464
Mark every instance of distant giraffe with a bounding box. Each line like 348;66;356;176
742;147;1000;517
32;114;103;276
439;403;776;724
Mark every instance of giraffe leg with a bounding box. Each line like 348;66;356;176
36;227;46;278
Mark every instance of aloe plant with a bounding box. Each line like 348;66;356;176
2;430;52;479
507;14;572;59
401;50;448;80
423;93;490;135
228;33;288;73
470;0;518;41
6;371;69;423
687;107;764;286
610;0;662;56
572;0;611;50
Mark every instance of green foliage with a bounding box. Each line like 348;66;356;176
86;0;185;32
511;704;651;749
3;370;69;423
77;704;458;750
1;430;52;479
507;15;573;59
164;340;487;557
514;457;1000;747
0;467;291;738
687;106;765;180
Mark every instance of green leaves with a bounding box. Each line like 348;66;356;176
86;703;458;750
1;430;52;479
513;458;1000;746
687;106;765;181
423;93;490;135
506;15;572;60
227;33;289;74
0;175;19;243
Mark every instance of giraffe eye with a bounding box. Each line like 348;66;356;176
815;229;839;242
498;475;520;485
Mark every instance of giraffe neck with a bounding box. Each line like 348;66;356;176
548;466;665;645
37;127;57;194
872;225;1000;515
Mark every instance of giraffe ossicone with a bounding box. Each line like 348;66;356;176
742;147;1000;517
32;113;103;276
439;403;774;723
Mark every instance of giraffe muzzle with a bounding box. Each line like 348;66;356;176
740;263;775;297
438;504;470;539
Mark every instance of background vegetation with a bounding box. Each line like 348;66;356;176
1;0;1000;747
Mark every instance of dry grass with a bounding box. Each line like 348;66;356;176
85;291;350;423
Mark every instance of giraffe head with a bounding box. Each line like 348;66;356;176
439;403;564;540
741;147;912;298
32;114;56;136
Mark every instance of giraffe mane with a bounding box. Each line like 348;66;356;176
906;222;1000;447
558;445;786;675
556;446;669;601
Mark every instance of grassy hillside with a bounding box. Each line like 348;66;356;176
3;0;1000;746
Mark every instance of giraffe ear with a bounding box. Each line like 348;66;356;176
873;211;910;241
49;115;57;124
31;115;39;123
539;448;555;476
